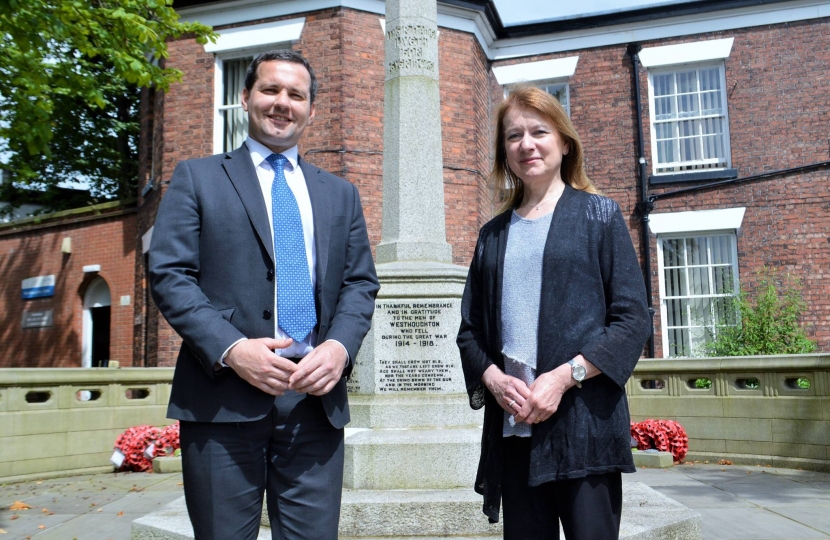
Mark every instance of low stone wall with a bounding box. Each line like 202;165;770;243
2;356;828;483
0;368;174;483
629;354;830;471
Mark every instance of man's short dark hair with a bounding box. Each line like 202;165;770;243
244;49;318;105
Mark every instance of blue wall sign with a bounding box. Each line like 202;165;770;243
22;275;56;299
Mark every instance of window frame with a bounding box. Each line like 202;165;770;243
206;18;305;154
646;61;732;177
213;51;266;154
504;79;570;117
656;230;741;358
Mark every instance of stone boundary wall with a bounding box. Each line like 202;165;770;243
0;368;173;483
629;354;830;472
2;356;827;483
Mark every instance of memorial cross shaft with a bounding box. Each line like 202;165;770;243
376;0;453;264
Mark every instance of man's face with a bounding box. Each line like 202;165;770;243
241;60;315;153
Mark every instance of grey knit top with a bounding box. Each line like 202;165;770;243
501;209;554;437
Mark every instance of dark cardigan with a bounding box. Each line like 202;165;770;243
457;185;651;523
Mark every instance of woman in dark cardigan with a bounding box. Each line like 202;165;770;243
457;86;651;539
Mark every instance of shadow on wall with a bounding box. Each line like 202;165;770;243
0;234;80;367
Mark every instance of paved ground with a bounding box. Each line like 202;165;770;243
1;463;829;539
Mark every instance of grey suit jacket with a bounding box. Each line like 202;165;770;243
149;144;379;428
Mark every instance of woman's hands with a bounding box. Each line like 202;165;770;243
514;355;600;425
513;365;571;424
481;364;531;416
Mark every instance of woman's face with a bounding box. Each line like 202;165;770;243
503;106;569;188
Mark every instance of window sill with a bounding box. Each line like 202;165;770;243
649;168;738;185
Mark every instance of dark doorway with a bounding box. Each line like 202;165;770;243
91;306;111;367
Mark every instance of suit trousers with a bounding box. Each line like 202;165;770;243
501;436;623;540
180;390;344;540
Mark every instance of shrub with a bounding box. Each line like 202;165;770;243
705;268;817;356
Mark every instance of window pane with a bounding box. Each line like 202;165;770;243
222;57;252;152
666;298;689;327
676;70;698;93
663;238;686;266
653;73;675;97
679;132;702;163
678;120;697;137
656;139;675;165
710;235;733;264
654;96;675;120
701;116;723;136
702;134;722;161
677;92;700;118
713;266;734;294
655;123;674;140
690;296;713;326
688;266;711;296
668;328;691;357
713;296;737;325
537;83;570;116
664;268;688;297
699;67;721;91
700;90;722;115
223;58;250;106
223;108;248;153
686;237;709;266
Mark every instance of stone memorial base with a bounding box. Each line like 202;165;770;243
132;261;701;539
131;481;701;539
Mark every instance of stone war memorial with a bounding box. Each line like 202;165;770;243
131;0;701;538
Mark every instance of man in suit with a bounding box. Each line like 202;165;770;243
149;49;378;540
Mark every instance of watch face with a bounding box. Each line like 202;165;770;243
572;363;586;381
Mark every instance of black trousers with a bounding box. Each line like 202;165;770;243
180;391;344;540
501;436;623;540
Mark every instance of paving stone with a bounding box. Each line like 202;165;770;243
9;489;126;515
629;468;708;487
694;507;830;540
33;513;137;540
0;511;76;539
98;491;185;516
649;485;755;509
767;505;830;535
714;474;830;506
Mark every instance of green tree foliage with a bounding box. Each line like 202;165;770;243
705;268;818;356
0;0;214;210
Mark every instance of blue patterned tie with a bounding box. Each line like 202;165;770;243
266;153;317;342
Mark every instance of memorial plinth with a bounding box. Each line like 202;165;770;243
338;0;487;534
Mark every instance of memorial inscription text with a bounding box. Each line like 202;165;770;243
377;301;454;392
386;24;436;75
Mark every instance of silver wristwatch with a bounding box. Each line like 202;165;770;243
568;359;586;388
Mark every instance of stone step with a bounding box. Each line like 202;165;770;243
132;482;702;540
344;427;480;489
339;489;501;538
348;393;483;429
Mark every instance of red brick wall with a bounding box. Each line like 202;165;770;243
143;9;830;362
0;209;137;367
143;7;493;365
492;18;830;355
439;27;492;266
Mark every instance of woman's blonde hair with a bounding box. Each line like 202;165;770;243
491;85;597;214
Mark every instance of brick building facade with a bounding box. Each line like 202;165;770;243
3;1;828;366
0;203;137;367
